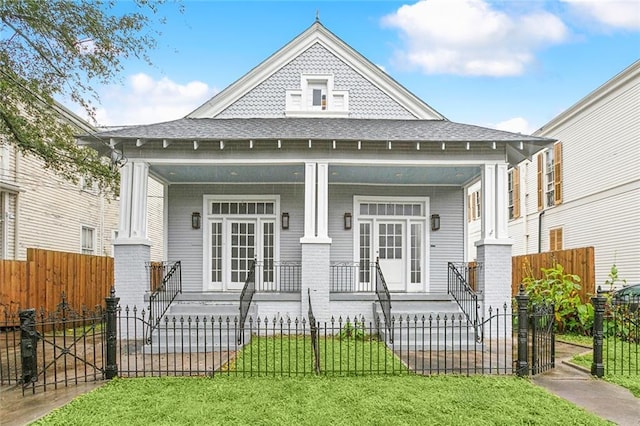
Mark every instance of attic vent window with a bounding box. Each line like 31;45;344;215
286;74;348;117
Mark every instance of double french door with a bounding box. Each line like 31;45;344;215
356;198;428;292
208;218;275;291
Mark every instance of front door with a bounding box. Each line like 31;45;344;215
227;220;256;290
355;197;429;293
377;221;405;291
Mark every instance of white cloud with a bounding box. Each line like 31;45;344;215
382;0;569;76
491;117;535;135
561;0;640;30
91;73;216;126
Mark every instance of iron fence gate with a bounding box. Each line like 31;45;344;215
529;303;555;375
1;295;108;394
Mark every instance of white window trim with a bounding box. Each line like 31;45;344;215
544;149;555;208
285;74;349;117
81;225;96;255
352;195;429;292
202;195;280;291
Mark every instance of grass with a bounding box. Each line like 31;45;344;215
556;333;592;347
226;335;407;376
34;375;610;426
571;337;640;397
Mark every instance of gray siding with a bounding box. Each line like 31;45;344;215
169;183;464;293
167;183;304;292
329;184;464;292
216;43;415;119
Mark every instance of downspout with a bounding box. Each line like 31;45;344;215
537;209;545;253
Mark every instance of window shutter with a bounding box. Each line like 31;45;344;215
554;142;563;205
467;194;472;222
513;167;521;219
556;228;563;250
537;153;544;211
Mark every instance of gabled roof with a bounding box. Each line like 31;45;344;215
188;21;444;120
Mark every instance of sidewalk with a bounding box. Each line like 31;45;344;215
0;382;103;426
532;342;640;426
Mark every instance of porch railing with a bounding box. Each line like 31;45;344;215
448;262;481;342
330;261;377;292
254;261;301;292
147;261;182;341
238;259;257;343
374;258;393;343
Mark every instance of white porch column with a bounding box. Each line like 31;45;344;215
476;163;513;337
300;162;331;321
302;162;317;241
114;161;151;314
316;163;330;241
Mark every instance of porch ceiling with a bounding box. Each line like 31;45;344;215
150;164;480;185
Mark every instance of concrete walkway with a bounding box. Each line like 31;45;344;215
0;382;103;426
532;343;640;426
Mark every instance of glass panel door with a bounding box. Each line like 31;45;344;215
377;221;405;291
228;221;256;290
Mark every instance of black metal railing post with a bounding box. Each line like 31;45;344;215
591;287;606;378
19;308;38;385
105;288;120;380
515;285;529;377
374;258;393;343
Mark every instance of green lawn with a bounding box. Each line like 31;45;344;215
227;335;407;376
34;376;609;426
571;337;640;397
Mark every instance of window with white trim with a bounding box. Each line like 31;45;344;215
467;190;481;222
508;167;520;220
537;143;562;210
285;74;349;116
81;226;95;255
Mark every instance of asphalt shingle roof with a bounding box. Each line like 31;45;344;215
96;118;551;143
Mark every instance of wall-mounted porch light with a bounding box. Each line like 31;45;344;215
191;212;201;230
344;212;352;230
431;214;440;231
281;212;290;230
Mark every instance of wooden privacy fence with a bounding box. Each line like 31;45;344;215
512;246;595;303
0;248;113;316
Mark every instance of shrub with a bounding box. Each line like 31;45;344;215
523;263;593;335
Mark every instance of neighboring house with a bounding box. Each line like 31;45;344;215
0;104;120;260
90;21;551;323
503;60;640;287
0;104;164;262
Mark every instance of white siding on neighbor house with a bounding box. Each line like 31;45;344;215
509;63;640;285
14;151;118;260
216;43;415;120
167;184;304;292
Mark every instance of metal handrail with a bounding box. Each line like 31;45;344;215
374;258;393;343
238;259;257;343
447;262;482;342
330;261;377;292
308;289;321;373
253;261;301;292
147;261;182;341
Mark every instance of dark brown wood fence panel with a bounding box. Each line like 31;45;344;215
512;246;595;302
0;248;113;316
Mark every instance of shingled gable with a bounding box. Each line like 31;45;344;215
187;21;444;120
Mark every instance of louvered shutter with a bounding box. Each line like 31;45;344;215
554;143;563;205
537;153;544;211
513;167;521;219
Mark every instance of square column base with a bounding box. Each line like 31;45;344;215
301;243;331;322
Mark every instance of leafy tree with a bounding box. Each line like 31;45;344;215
0;0;174;192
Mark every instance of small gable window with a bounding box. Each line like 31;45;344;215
286;74;348;117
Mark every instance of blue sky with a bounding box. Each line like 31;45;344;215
87;0;640;135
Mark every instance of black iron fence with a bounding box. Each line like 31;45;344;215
2;289;570;395
374;260;393;343
0;296;107;394
514;287;555;376
591;290;639;377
